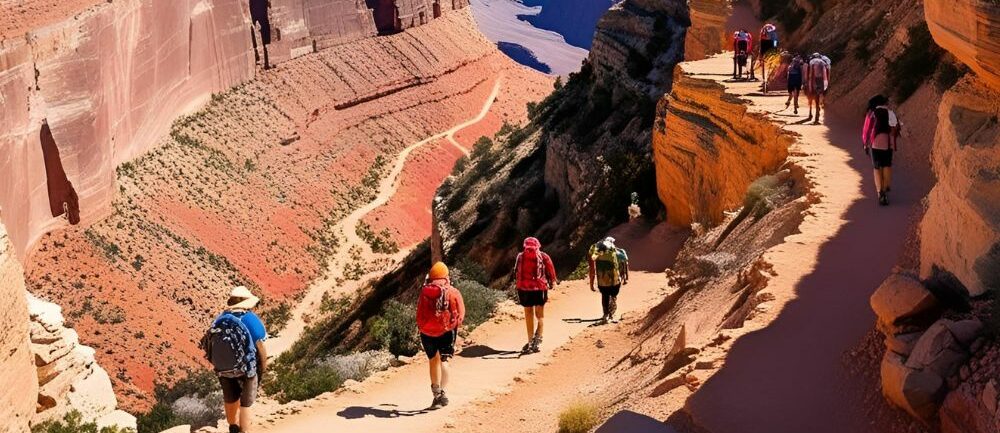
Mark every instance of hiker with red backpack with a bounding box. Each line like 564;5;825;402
862;94;902;206
755;23;779;83
416;262;466;409
732;29;753;80
589;237;629;324
202;286;268;433
512;237;558;354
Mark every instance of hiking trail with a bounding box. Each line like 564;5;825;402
682;55;932;432
268;76;504;356
253;220;681;433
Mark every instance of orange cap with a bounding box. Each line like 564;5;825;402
429;262;449;280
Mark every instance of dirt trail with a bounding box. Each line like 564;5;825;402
268;76;505;356
256;223;676;433
682;55;932;433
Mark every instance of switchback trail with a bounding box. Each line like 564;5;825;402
683;55;932;432
268;76;505;356
256;243;673;433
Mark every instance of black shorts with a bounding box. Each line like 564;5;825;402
253;16;272;45
736;40;748;53
760;40;777;55
421;331;457;361
871;148;893;169
599;285;621;297
219;375;258;407
517;290;548;307
788;74;802;92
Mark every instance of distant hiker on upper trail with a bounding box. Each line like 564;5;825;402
589;237;629;325
805;53;831;124
249;0;272;70
755;23;779;82
785;54;805;115
416;262;466;409
732;29;753;80
862;94;903;206
512;237;558;355
202;286;269;433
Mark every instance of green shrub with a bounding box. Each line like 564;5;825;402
566;257;590;281
262;361;343;404
454;279;505;330
136;369;219;433
744;175;782;219
260;301;292;334
558;401;600;433
33;411;134;433
367;300;419;356
887;24;944;101
455;258;490;286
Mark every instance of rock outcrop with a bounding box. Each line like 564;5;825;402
684;0;730;61
0;223;35;433
919;77;1000;297
28;294;135;430
924;0;1000;91
0;0;255;259
652;66;792;227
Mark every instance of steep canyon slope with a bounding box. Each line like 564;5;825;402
6;7;549;414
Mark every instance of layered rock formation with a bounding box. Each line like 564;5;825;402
0;0;255;259
369;0;470;33
919;77;1000;297
924;0;1000;90
652;68;792;227
0;223;35;433
684;0;730;61
29;295;136;430
431;0;690;279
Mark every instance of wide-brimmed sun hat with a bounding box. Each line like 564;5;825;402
228;286;260;310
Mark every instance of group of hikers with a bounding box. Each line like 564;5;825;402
733;22;902;206
203;236;630;432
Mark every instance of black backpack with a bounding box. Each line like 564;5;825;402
201;312;257;378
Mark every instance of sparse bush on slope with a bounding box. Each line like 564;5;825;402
33;411;134;433
558;401;601;433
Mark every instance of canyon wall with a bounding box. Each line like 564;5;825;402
684;0;730;61
431;0;690;279
0;0;255;260
924;0;1000;91
0;224;35;433
652;68;792;227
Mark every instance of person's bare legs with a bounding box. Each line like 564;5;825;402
225;401;239;427
873;169;883;195
523;307;535;342
884;167;892;191
429;353;441;387
814;94;823;124
239;406;253;433
440;358;450;390
534;305;545;339
793;90;800;113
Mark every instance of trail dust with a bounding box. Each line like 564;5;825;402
268;75;505;356
682;55;932;432
255;221;681;433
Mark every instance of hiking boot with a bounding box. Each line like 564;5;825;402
521;342;534;355
879;192;889;206
229;425;241;433
433;389;449;408
530;335;542;353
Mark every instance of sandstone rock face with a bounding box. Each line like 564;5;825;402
0;0;255;259
906;321;969;378
924;0;1000;91
652;66;792;227
369;0;469;33
28;294;136;430
304;0;377;50
870;273;939;333
0;224;35;433
684;0;730;61
882;351;947;421
919;78;1000;297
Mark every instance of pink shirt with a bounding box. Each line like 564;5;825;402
862;106;899;150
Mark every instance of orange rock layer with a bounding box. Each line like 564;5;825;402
653;65;793;227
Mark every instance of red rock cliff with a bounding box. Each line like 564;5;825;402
0;223;35;433
925;0;1000;91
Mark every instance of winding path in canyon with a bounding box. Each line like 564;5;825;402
256;223;679;433
268;75;504;356
683;55;932;432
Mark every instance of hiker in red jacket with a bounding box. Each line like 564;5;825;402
416;262;465;409
512;237;558;355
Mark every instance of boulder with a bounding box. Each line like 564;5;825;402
882;352;946;420
945;319;984;346
870;273;938;333
983;380;998;414
886;332;923;357
906;320;969;378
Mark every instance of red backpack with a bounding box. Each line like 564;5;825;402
515;249;549;290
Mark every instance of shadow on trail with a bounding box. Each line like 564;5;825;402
683;110;933;433
457;345;521;359
337;404;430;420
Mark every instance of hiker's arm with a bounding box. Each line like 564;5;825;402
256;341;268;373
546;256;558;287
588;258;596;291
